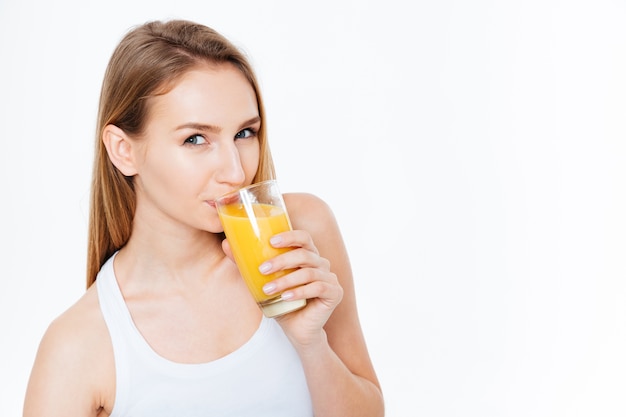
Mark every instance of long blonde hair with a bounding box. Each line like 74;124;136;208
87;19;275;287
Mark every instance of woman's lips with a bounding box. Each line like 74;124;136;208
214;193;240;206
206;190;241;208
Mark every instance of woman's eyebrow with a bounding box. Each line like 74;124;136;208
174;122;221;133
175;116;260;133
238;116;261;129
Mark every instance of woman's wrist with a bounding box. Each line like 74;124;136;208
289;328;330;360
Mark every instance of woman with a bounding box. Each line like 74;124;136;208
23;19;383;416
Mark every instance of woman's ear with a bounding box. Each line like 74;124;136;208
102;124;138;176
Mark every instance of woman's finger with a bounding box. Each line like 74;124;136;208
269;229;319;255
262;265;333;295
259;247;330;277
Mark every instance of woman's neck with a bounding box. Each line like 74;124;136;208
114;214;228;292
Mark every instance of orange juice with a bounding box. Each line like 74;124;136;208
218;202;295;302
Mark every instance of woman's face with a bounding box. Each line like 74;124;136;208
131;63;261;233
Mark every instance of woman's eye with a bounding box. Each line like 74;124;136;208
235;128;256;140
184;134;207;145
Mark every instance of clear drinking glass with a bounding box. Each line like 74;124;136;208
215;180;307;317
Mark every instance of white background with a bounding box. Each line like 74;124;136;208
1;1;625;416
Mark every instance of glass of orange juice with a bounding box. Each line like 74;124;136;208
215;180;307;317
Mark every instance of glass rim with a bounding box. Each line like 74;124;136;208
215;179;278;203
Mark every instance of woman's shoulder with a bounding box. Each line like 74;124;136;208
36;285;112;371
44;285;106;341
283;192;338;232
24;284;114;412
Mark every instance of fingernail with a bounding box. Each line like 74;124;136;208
270;236;282;246
281;291;293;300
259;262;272;274
263;283;277;294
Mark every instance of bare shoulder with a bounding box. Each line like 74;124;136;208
283;192;347;263
283;192;345;274
24;284;114;416
283;192;338;234
46;285;111;356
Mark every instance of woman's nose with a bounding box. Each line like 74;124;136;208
216;142;246;185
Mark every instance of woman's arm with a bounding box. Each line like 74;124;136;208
278;192;384;417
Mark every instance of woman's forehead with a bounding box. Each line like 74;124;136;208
145;64;259;130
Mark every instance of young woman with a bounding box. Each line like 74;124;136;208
23;19;383;416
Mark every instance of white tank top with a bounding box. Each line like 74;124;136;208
96;254;314;416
